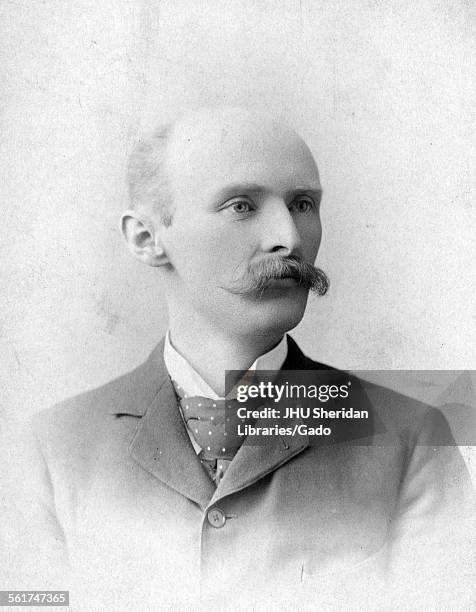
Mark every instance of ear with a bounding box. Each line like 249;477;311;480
120;210;169;267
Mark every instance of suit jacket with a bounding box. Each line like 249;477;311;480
11;337;475;611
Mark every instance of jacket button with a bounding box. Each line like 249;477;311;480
207;507;226;528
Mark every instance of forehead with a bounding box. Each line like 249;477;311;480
166;113;321;200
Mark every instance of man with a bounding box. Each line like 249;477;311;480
13;107;474;610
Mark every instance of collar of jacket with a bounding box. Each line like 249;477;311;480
109;335;324;509
107;334;325;418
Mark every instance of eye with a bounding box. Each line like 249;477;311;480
231;201;251;213
290;196;315;213
223;198;255;214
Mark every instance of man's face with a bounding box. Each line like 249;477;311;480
158;112;323;338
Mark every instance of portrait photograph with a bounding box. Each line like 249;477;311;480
0;1;474;610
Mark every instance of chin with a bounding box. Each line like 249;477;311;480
257;308;306;336
238;290;309;337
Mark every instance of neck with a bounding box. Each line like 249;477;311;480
168;313;284;396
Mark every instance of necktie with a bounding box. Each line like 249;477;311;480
171;381;256;485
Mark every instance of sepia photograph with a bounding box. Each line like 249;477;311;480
1;1;475;610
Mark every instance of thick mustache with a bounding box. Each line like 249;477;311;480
227;256;329;297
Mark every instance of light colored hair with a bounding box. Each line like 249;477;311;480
127;123;174;226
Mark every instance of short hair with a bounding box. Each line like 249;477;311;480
127;123;174;226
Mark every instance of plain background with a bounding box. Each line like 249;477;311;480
1;0;474;462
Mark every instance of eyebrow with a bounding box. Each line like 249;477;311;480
213;183;265;203
212;183;323;204
293;186;323;203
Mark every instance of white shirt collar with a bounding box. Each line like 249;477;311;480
164;331;288;401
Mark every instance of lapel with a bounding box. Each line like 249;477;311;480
210;335;325;504
122;341;215;510
209;414;308;505
121;335;329;509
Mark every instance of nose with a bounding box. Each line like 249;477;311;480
260;199;302;256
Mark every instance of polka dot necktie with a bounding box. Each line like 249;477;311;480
171;381;256;485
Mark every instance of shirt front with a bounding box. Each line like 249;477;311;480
163;331;288;454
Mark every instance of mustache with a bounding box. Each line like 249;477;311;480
227;256;329;297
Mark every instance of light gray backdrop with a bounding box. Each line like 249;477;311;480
1;1;474;459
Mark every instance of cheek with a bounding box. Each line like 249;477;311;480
168;226;248;281
299;218;322;258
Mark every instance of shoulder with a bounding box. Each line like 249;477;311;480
286;336;457;447
361;379;459;448
29;342;166;453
